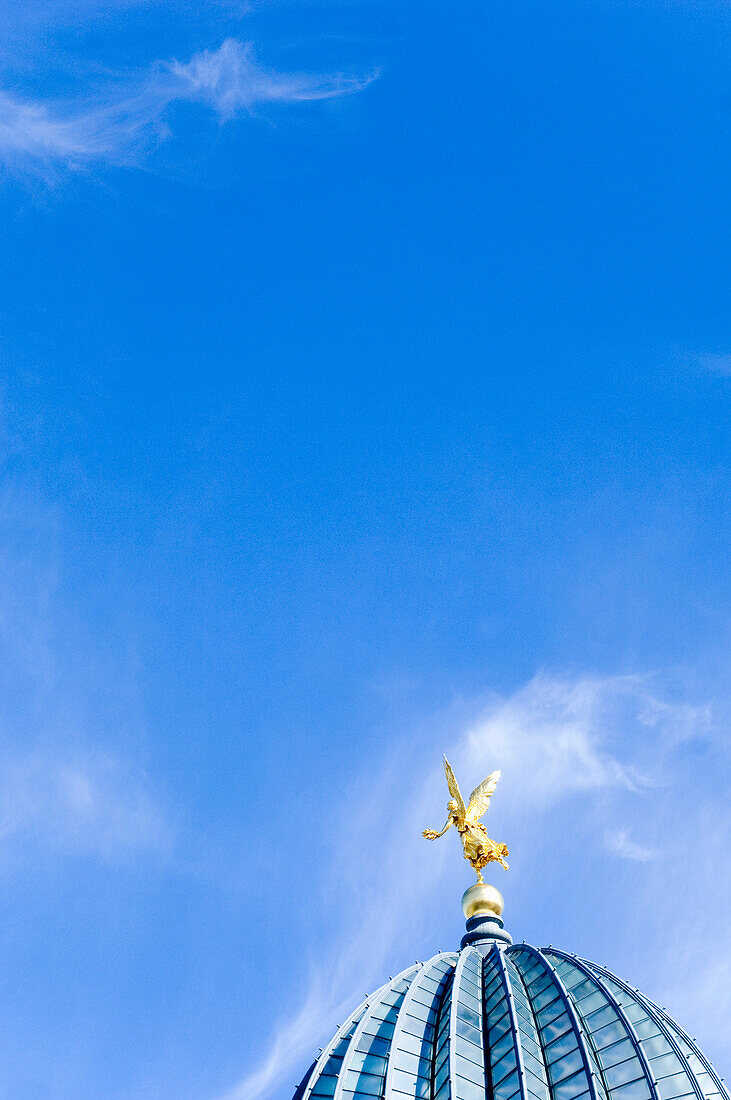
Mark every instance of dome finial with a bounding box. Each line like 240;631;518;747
462;881;504;920
460;882;512;950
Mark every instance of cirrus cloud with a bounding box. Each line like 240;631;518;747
0;37;376;172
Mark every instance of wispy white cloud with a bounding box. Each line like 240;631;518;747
695;352;731;376
0;38;375;172
461;672;638;803
170;38;372;118
221;981;342;1100
675;350;731;378
626;801;731;1068
0;484;171;865
604;827;656;862
225;671;719;1100
0;748;170;861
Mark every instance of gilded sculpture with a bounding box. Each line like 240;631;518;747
423;757;509;882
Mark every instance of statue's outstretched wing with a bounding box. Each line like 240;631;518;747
443;756;466;818
465;770;501;823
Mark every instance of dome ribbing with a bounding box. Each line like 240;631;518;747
293;930;728;1100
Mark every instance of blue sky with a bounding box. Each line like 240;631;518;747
0;0;729;1097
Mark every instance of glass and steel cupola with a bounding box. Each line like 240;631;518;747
292;760;728;1100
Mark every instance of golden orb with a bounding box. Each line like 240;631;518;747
461;882;504;920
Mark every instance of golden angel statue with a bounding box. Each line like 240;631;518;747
423;757;509;883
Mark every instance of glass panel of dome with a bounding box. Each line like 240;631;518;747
641;1036;673;1059
412;1075;431;1099
461;972;481;992
492;1066;520;1100
407;1003;436;1027
578;991;607;1016
524;1048;546;1078
601;1039;636;1068
433;1040;450;1085
351;1084;386;1099
343;1071;382;1096
541;1014;574;1044
342;1069;381;1093
592;1020;627;1050
545;1026;581;1065
533;987;562;1012
311;1079;339;1098
347;1051;388;1076
365;1036;391;1057
458;1033;486;1064
460;1004;481;1029
433;1079;452;1100
487;999;509;1028
659;1014;726;1099
492;1049;518;1084
553;1068;592;1100
490;1029;516;1064
489;1023;513;1055
370;1005;399;1025
652;1055;687;1080
433;1042;449;1082
535;996;569;1027
434;1059;449;1089
585;1006;617;1032
633;1019;660;1042
611;1079;653;1100
571;980;597;1000
550;1048;586;1087
526;1074;549;1100
459;1057;487;1087
392;1049;418;1076
503;963;550;1100
456;1075;489;1100
488;1016;510;1042
394;1029;420;1056
604;1059;645;1089
357;1030;386;1052
522;1033;543;1060
656;1075;698;1100
453;955;487;1094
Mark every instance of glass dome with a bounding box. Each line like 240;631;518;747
292;892;728;1100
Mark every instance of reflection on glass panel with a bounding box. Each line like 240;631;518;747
453;949;486;1096
309;1004;370;1099
612;1081;652;1100
484;950;520;1100
388;955;456;1100
509;949;598;1100
432;972;454;1100
578;963;701;1100
554;1070;594;1100
343;968;418;1100
546;954;652;1100
505;957;551;1100
629;987;730;1100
